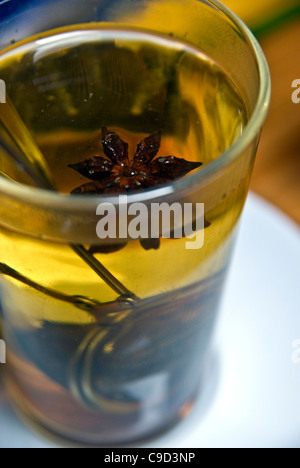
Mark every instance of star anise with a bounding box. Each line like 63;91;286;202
69;128;204;252
69;127;202;194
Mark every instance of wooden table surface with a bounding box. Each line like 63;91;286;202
250;16;300;225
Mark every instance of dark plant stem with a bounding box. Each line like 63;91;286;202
71;244;137;299
0;262;103;312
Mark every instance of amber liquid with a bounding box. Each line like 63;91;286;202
0;26;247;445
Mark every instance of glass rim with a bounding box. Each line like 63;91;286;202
0;0;271;210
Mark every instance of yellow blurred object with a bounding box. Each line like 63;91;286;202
223;0;300;32
119;0;300;42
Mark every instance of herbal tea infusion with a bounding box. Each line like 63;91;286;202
0;25;251;444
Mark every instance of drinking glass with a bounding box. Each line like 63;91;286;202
0;0;271;446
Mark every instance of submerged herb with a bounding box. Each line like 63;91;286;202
69;128;204;252
69;128;202;194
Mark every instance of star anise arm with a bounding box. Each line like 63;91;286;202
140;238;160;250
71;179;126;195
102;127;129;164
149;156;202;180
134;130;161;165
68;157;114;181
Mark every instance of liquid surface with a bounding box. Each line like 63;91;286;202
0;27;246;191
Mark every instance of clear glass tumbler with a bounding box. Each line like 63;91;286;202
0;0;270;446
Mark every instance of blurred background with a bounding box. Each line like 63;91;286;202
224;0;300;225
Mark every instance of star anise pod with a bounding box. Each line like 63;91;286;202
69;128;204;252
69;127;202;194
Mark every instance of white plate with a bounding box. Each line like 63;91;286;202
1;193;300;448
